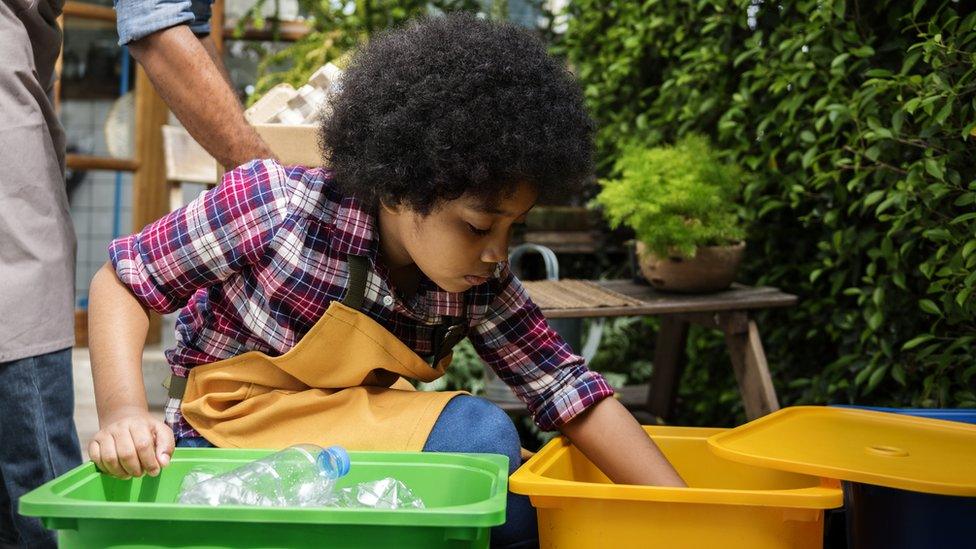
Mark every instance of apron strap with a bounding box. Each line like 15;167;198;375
429;319;468;367
341;252;470;367
428;289;470;367
165;373;187;399
343;254;369;311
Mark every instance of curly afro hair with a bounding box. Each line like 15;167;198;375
320;13;595;215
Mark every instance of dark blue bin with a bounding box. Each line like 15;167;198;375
844;482;976;549
835;405;976;425
826;406;976;549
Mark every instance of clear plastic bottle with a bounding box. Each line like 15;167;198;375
178;444;350;508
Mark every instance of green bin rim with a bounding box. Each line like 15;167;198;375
19;449;509;528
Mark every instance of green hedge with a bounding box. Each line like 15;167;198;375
558;0;976;423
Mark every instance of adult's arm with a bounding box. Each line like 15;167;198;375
128;25;275;168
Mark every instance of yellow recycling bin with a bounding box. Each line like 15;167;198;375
510;425;842;549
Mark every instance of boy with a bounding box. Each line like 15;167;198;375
88;14;684;548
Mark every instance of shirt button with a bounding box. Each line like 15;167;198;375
382;295;394;307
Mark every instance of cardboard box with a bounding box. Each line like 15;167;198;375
254;123;322;167
217;123;323;180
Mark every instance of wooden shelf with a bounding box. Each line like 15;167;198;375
63;1;115;22
59;80;124;100
74;309;88;348
67;154;139;172
61;17;115;30
223;18;312;42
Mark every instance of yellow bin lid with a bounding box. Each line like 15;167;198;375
707;406;976;497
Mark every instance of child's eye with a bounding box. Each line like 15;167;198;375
466;223;491;236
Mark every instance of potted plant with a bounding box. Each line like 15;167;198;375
595;134;747;293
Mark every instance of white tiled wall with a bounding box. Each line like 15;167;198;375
60;99;133;308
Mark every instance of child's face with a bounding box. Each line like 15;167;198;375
379;182;538;293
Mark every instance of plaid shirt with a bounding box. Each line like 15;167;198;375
110;159;614;439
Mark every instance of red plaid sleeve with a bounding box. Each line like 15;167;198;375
109;159;293;313
469;264;615;431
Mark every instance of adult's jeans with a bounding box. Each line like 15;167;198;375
0;349;82;548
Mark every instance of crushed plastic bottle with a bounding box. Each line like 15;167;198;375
177;465;220;495
335;477;426;509
177;444;350;508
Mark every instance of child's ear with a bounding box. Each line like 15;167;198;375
378;198;404;215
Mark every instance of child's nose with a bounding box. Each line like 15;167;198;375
480;236;510;264
480;246;506;264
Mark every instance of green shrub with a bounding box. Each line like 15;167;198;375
595;135;746;258
558;0;976;423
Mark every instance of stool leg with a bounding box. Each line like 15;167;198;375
724;319;780;420
647;315;689;421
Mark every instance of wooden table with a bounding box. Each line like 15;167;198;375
494;280;797;422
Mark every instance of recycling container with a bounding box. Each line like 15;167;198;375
19;448;509;549
510;425;842;549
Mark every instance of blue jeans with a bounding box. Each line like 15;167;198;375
177;395;538;549
0;348;82;549
114;0;213;45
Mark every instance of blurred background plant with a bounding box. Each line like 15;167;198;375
596;134;747;258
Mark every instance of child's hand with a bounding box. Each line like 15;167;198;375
88;409;175;479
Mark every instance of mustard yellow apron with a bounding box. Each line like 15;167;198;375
168;255;468;450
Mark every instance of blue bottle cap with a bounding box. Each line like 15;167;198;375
317;445;351;479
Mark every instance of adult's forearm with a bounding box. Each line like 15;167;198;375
560;397;686;487
129;25;274;169
199;35;233;87
88;262;153;424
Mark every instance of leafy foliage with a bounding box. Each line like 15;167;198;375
595;135;747;258
558;0;976;422
235;0;486;105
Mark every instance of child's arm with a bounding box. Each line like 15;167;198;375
469;264;684;486
85;160;295;479
560;396;686;487
87;261;175;479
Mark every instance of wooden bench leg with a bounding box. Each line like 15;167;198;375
723;317;780;420
647;315;689;421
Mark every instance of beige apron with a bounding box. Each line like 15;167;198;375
170;255;468;450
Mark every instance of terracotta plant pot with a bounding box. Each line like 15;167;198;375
636;241;746;293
